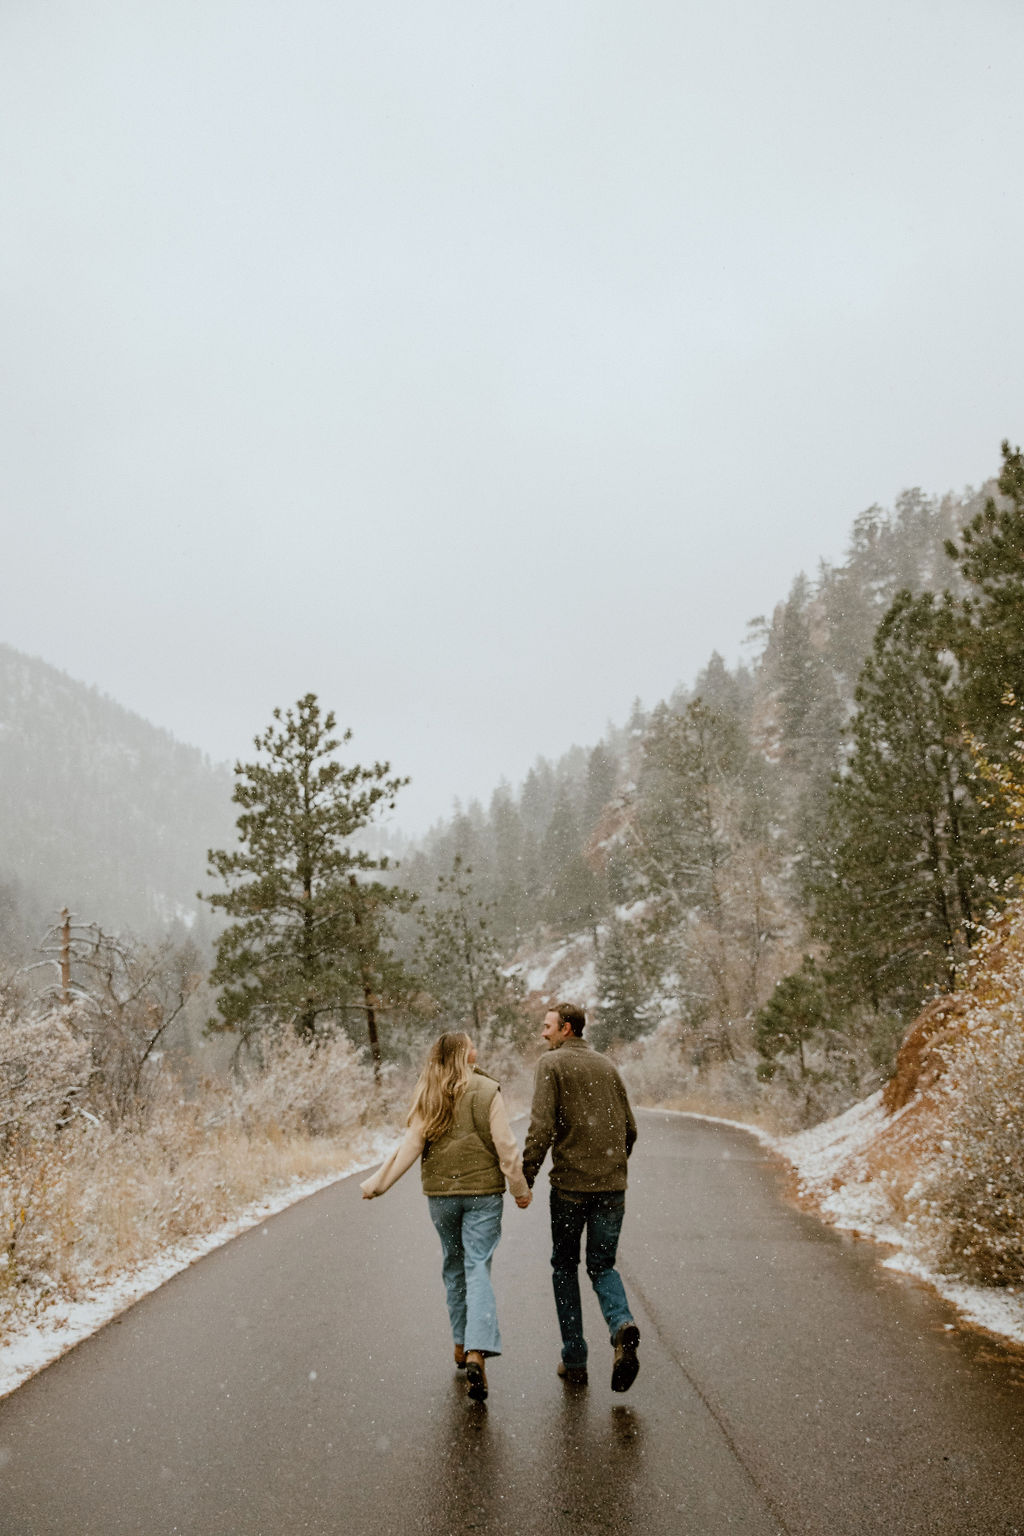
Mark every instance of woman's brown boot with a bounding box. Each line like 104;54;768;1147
465;1351;488;1401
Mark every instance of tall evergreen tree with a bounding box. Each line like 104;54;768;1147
414;855;509;1034
693;650;754;726
583;743;618;836
592;914;658;1050
629;698;748;924
775;575;841;771
520;760;558;840
623;697;779;1054
202;695;411;1071
769;574;844;886
538;791;606;935
947;440;1024;747
812;592;1002;1010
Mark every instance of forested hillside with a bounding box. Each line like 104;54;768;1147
402;453;1023;1122
0;646;232;958
4;447;1024;1356
2;450;1020;1129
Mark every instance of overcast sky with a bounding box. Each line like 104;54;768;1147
2;1;1022;833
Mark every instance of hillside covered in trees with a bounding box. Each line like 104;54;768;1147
5;443;1024;1356
2;446;1023;1131
401;446;1024;1123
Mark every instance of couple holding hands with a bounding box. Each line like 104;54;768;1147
361;1002;640;1402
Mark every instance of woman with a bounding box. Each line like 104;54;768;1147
361;1032;531;1402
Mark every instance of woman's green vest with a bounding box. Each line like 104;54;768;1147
420;1070;504;1196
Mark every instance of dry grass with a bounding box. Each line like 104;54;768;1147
0;1030;398;1342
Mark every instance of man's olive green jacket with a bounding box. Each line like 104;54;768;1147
522;1036;637;1192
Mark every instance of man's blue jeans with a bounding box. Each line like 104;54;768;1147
550;1188;634;1368
427;1193;504;1357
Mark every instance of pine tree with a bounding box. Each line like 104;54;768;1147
754;958;829;1078
583;743;618;837
415;856;500;1032
592;915;656;1049
776;575;841;772
625;697;773;1054
539;792;607;936
693;650;755;726
812;592;1002;1011
414;855;529;1048
947;439;1024;747
770;574;844;889
484;785;538;945
629;698;747;923
202;695;411;1071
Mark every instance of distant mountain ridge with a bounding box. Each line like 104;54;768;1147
0;644;234;951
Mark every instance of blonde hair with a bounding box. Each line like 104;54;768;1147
408;1032;474;1143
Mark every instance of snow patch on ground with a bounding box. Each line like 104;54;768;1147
0;1127;399;1402
663;1103;1024;1353
658;1107;778;1150
779;1091;914;1249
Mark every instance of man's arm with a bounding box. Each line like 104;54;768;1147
521;1056;557;1188
623;1087;638;1158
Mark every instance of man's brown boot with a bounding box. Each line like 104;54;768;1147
557;1360;588;1386
611;1323;640;1393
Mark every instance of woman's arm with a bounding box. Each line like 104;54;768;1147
489;1092;532;1205
360;1121;426;1198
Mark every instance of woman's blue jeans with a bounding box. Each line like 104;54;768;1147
550;1188;633;1368
427;1193;504;1357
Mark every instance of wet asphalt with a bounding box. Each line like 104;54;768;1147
2;1111;1024;1535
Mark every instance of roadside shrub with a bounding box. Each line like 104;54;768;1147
613;1024;693;1104
906;1008;1024;1286
231;1028;376;1139
905;902;1024;1286
0;995;90;1143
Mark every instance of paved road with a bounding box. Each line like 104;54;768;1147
3;1111;1024;1535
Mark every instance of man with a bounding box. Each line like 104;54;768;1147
522;1001;640;1391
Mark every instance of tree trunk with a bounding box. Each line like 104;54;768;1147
349;875;382;1081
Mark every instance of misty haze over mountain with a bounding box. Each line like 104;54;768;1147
0;471;991;963
0;646;233;953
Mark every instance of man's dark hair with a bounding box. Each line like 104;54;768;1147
551;1002;586;1037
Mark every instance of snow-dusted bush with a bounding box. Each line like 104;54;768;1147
906;1023;1024;1286
612;1024;693;1104
231;1028;376;1139
0;989;91;1143
905;905;1024;1286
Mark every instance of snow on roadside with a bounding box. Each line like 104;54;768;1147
0;1127;400;1402
780;1090;909;1247
666;1103;1024;1353
879;1254;1024;1346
